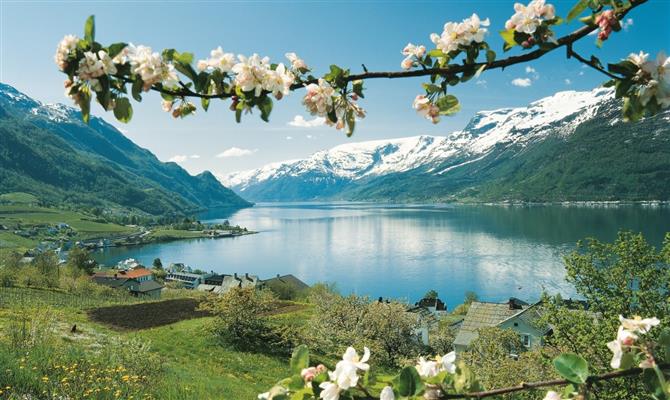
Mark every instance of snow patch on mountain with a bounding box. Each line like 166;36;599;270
220;87;615;191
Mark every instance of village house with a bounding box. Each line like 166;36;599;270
166;271;213;289
259;274;310;299
452;298;550;354
92;268;163;299
197;272;260;294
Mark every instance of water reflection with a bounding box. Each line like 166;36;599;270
94;203;670;308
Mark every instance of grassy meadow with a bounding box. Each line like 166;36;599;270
0;286;310;399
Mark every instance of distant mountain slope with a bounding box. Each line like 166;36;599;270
221;87;670;202
0;83;251;215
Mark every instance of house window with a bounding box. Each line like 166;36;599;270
521;334;531;348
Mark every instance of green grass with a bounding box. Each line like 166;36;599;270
129;317;292;399
0;192;39;204
147;229;208;240
0;287;311;399
0;204;138;250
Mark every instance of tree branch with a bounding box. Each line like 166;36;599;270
136;0;646;100
566;44;620;80
440;363;669;399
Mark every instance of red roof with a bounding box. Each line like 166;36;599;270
117;268;153;279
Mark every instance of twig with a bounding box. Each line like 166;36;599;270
566;44;619;80
440;363;669;399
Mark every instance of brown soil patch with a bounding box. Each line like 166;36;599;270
87;298;210;330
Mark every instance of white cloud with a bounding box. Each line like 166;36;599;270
564;78;572;85
169;155;188;163
579;71;585;76
475;79;487;87
286;136;293;140
622;18;634;31
216;147;258;158
288;115;326;128
168;154;200;163
511;78;532;87
306;134;313;139
525;66;539;80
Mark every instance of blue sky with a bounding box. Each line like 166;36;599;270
1;0;668;177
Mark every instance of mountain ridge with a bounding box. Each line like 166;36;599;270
0;83;251;215
221;87;670;203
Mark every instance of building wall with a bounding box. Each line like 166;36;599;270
499;316;544;349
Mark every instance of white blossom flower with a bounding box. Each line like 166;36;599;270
430;14;489;55
285;52;308;70
401;57;415;70
319;381;340;400
77;51;105;86
461;14;490;44
639;356;656;369
303;79;335;117
618;315;661;334
413;95;440;124
54;34;79;70
198;46;236;73
257;392;269;400
415;357;441;378
628;51;650;68
438;351;457;374
506;0;556;35
402;43;426;58
98;50;117;75
543;391;562;400
232;53;271;97
380;386;395;400
341;346;370;371
607;326;638;369
263;63;295;98
126;44;176;91
161;100;174;113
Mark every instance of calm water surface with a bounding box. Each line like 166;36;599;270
93;203;670;307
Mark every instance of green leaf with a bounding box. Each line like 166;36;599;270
659;328;670;361
107;42;127;59
258;96;273;122
327;108;338;124
352;80;364;98
345;111;355;137
428;49;445;58
619;352;636;370
436;95;460;115
553;353;589;384
174;52;194;65
608;60;639;77
567;0;590;22
642;368;668;399
499;29;517;52
290;345;310;374
131;79;143;102
397;366;424;397
454;362;482;393
84;15;95;42
486;50;496;64
175;62;197;82
422;83;442;94
79;88;91;124
113;97;133;123
201;97;210;112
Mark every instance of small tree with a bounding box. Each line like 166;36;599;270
66;247;97;275
199;287;276;351
152;258;163;269
423;289;438;300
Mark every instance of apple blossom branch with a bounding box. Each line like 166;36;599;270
137;0;646;101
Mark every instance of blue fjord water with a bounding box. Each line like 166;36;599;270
93;203;670;307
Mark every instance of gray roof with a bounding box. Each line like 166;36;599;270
453;301;528;348
134;280;163;293
260;274;309;290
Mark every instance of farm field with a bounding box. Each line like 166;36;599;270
0;201;138;250
0;286;313;399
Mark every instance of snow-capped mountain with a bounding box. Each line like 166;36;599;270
220;87;670;203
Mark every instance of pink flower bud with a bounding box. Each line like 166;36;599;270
622;336;635;346
315;364;327;374
300;367;317;382
350;93;358;101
